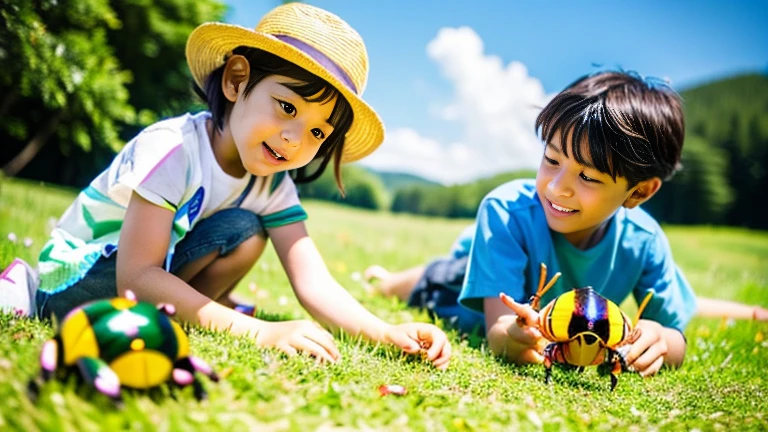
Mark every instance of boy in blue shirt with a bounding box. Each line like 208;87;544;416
367;71;697;377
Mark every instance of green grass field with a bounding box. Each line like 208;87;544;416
1;177;767;431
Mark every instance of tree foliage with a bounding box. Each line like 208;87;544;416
0;0;225;185
391;169;537;218
648;74;768;228
1;0;135;176
297;164;390;211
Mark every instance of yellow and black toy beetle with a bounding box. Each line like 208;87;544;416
29;291;218;403
501;263;653;391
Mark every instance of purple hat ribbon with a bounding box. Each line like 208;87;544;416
273;34;358;95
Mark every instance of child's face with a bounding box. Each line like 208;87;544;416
228;75;337;177
535;132;636;247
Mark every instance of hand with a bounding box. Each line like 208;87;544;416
503;317;547;364
754;306;768;321
623;319;668;377
494;293;546;364
255;319;340;363
382;323;452;370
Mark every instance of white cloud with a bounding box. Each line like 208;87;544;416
361;27;551;184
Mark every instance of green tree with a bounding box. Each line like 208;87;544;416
646;135;733;224
107;0;226;134
297;165;390;210
1;0;135;176
1;0;226;184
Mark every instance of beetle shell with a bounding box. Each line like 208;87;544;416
57;297;189;389
539;288;631;348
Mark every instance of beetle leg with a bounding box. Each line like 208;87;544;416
156;303;176;317
28;337;63;401
544;357;553;385
173;356;219;401
75;356;123;403
609;360;622;391
543;343;559;385
39;338;60;381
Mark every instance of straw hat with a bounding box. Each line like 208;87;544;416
186;3;385;163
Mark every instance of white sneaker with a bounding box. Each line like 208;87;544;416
0;258;39;317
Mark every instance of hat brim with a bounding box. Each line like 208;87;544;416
186;23;385;163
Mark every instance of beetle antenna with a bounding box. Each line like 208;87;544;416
539;272;561;300
531;263;561;310
634;291;654;326
537;263;547;295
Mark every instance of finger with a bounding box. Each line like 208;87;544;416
431;342;452;370
306;327;341;361
630;343;665;372
277;343;298;357
517;348;544;365
293;336;337;364
639;355;664;377
304;328;341;362
387;329;421;353
508;324;543;346
500;293;539;327
623;334;653;366
417;327;448;361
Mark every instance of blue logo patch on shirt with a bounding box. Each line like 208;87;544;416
177;187;205;225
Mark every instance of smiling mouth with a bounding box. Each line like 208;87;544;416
549;200;578;213
263;142;286;160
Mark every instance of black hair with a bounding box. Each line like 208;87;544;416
193;47;354;193
535;71;685;188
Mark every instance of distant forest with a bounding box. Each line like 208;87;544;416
1;0;766;228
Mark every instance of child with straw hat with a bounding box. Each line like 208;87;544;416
30;3;451;368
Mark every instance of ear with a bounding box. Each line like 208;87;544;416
623;177;662;209
221;54;250;103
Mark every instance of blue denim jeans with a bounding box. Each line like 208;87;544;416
407;255;485;335
37;208;265;321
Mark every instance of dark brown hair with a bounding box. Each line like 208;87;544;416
194;47;354;193
535;71;685;187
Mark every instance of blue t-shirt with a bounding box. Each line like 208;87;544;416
458;179;696;332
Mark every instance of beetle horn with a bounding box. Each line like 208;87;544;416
633;291;654;326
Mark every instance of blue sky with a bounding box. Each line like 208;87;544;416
224;0;768;183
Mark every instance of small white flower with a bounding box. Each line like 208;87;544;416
7;233;17;243
23;237;33;248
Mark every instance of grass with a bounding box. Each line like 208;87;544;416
1;177;767;431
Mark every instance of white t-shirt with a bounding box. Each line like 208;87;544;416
38;112;307;294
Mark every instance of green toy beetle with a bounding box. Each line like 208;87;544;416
29;290;219;403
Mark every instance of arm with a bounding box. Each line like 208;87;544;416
117;192;338;362
117;192;255;333
697;297;768;321
269;221;451;368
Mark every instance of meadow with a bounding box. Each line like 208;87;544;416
1;177;766;431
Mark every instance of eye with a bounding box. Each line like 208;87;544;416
277;99;296;117
311;128;326;140
544;155;558;166
580;172;601;183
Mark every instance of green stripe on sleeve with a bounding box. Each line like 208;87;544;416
269;172;286;194
261;205;307;228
